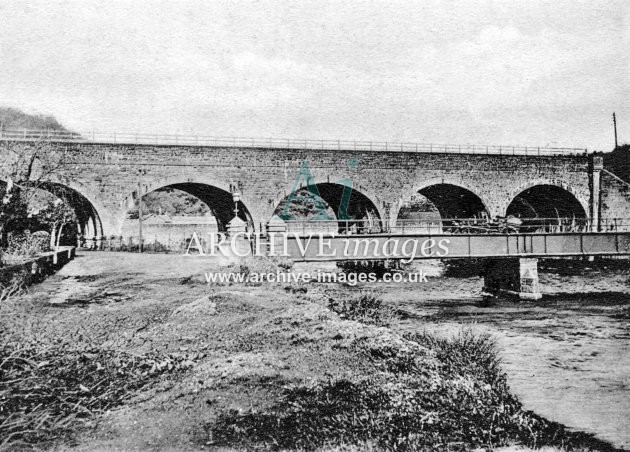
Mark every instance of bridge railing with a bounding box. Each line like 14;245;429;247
0;128;588;156
279;217;630;235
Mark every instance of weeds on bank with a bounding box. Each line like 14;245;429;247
0;343;194;450
208;301;617;451
0;285;193;450
207;330;513;451
328;292;396;326
411;329;504;387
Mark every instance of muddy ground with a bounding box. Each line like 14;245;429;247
6;252;630;450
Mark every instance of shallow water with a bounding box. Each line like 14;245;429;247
376;270;630;449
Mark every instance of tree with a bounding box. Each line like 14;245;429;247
34;197;77;250
0;139;70;245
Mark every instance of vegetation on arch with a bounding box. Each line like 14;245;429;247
605;143;630;184
0;139;77;263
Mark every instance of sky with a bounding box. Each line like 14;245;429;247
0;0;628;151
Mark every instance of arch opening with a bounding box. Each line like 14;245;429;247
122;183;254;244
418;184;488;219
0;180;102;247
396;184;488;233
506;184;587;232
273;183;382;233
38;182;103;244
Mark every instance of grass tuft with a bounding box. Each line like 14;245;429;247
0;344;191;449
207;329;619;451
328;292;397;327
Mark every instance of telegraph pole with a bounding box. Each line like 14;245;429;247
613;112;618;149
138;178;144;253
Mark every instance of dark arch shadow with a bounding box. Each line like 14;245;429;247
273;183;382;233
506;184;587;232
417;184;489;219
2;180;103;245
138;183;253;232
395;184;489;233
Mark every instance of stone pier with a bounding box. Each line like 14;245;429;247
483;258;542;300
226;216;251;258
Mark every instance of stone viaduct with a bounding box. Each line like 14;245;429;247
2;138;630;241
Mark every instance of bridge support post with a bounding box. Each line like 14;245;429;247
591;155;603;232
227;217;250;257
483;258;542;300
227;217;247;235
266;216;288;257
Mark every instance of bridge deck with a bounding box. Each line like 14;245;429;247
278;232;630;261
0;128;587;156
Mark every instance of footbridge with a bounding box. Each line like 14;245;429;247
273;222;630;300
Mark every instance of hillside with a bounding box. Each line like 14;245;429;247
0;106;70;131
603;144;630;182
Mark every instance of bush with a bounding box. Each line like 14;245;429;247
1;232;50;266
328;292;396;326
409;329;504;387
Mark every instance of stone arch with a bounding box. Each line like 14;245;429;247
143;174;237;199
1;176;107;245
38;181;105;238
271;177;386;233
393;177;493;227
127;174;257;233
504;179;589;219
505;181;589;234
271;176;387;224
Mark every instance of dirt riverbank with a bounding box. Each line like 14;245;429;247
369;263;630;449
3;252;628;450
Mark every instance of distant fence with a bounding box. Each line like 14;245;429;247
0;128;589;156
83;235;196;253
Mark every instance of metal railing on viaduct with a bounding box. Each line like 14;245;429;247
0;128;589;156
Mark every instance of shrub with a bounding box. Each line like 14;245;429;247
328;292;396;326
409;329;504;387
1;232;50;265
